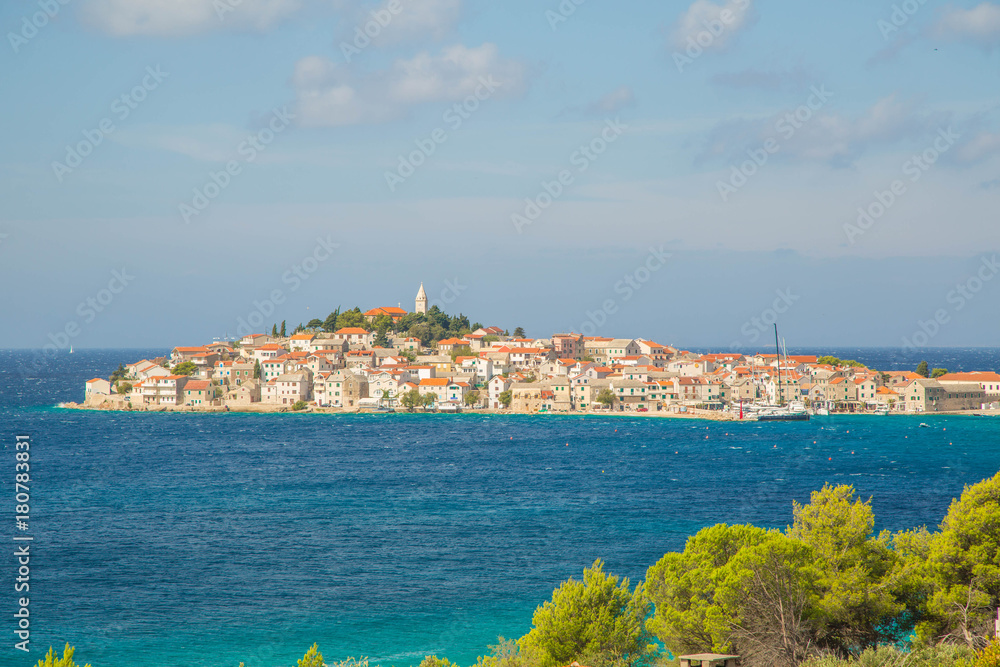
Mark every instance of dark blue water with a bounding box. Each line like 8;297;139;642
2;349;999;667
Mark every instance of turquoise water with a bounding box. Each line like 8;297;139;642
2;350;999;667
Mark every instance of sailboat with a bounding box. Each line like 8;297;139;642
748;324;810;421
69;345;73;354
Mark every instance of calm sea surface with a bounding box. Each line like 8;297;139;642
2;348;999;667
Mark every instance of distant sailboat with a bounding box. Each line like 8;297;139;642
69;345;74;354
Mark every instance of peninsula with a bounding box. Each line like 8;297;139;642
70;285;1000;418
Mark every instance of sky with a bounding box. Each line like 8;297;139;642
1;0;999;351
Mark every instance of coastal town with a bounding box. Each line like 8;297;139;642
74;285;1000;418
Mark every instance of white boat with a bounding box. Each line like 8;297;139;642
814;408;830;416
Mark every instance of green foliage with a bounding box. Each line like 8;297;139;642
253;359;261;379
464;391;480;406
306;318;324;330
931;368;949;378
451;345;475;361
787;484;903;651
482;335;500;345
916;361;930;377
513;327;526;338
110;363;128;382
800;643;974;667
35;644;91;667
475;637;530;667
397;307;473;346
715;531;818;667
172;361;197;376
646;523;771;655
420;656;459;667
323;308;341;333
298;643;324;667
498;390;512;408
817;356;866;369
337;307;367;330
117;381;132;395
280;320;287;337
399;349;417;362
272;323;278;336
401;389;424;411
922;471;1000;647
291;400;308;411
975;637;1000;667
597;389;615;407
519;559;658;667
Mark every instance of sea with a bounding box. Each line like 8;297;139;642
1;348;999;667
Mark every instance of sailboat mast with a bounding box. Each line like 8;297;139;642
774;324;782;406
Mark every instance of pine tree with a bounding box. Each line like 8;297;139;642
280;320;287;337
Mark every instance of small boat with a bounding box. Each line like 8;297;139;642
815;408;830;416
919;422;930;428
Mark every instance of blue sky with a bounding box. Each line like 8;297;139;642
1;0;999;351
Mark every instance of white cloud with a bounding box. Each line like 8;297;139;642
954;131;1000;163
587;86;635;114
670;0;754;52
338;0;462;47
80;0;302;37
932;2;1000;47
699;95;944;167
293;43;526;127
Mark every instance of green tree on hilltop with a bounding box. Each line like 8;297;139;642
280;320;287;337
323;308;341;333
519;559;658;667
932;368;949;378
916;361;930;377
306;318;324;331
513;327;526;338
172;361;197;376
